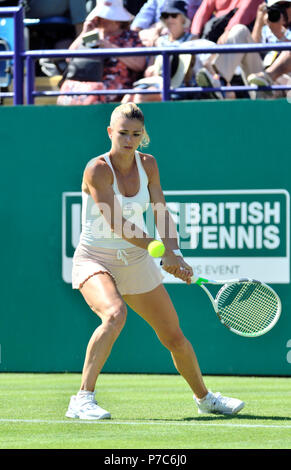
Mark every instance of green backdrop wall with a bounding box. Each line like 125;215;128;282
0;99;290;376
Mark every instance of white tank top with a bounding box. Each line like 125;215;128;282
79;151;150;249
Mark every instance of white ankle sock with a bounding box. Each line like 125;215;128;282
77;390;94;398
197;392;210;404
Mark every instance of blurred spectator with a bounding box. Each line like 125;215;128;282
57;0;146;105
122;0;215;102
252;0;291;50
131;0;202;48
248;0;291;96
195;0;291;98
191;0;263;44
131;0;202;31
248;49;291;97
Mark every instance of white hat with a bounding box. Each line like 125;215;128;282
267;0;291;7
154;51;193;88
134;43;193;90
87;0;134;22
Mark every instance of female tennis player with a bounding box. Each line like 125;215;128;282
66;103;245;419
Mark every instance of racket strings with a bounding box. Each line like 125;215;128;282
217;283;279;335
220;287;277;333
222;288;277;332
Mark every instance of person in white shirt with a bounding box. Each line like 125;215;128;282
65;102;245;420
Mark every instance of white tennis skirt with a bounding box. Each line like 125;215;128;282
72;243;164;295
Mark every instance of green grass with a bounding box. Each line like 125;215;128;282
0;373;290;449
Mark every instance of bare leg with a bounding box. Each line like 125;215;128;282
123;284;208;399
212;25;263;83
266;50;291;81
79;273;127;391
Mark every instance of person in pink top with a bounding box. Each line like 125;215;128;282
191;0;263;43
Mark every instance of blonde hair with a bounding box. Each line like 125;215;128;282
110;103;150;148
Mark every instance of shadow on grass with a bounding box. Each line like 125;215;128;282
126;414;291;423
183;414;291;422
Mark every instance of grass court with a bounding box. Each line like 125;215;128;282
0;373;290;449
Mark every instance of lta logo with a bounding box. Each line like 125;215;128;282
62;189;290;284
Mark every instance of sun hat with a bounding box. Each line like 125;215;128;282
87;0;134;22
153;52;192;88
134;41;194;90
160;0;188;18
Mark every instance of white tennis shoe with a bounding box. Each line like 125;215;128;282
65;392;111;420
194;391;245;415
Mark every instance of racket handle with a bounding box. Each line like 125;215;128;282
191;275;209;285
160;261;209;285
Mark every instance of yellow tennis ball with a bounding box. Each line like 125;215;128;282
147;240;165;258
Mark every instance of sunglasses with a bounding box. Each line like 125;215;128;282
161;13;179;19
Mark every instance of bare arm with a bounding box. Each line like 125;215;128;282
85;156;192;283
252;2;267;43
145;155;193;283
100;38;146;72
69;17;146;72
69;21;93;50
146;156;179;252
84;161;154;249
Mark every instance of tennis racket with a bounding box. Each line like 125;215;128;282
191;276;281;337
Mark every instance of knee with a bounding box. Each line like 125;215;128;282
90;299;127;332
103;301;127;333
228;24;250;42
282;50;291;61
160;330;189;353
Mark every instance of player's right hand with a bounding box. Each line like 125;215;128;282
161;253;193;284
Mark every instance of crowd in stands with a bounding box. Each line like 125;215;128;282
1;0;291;103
